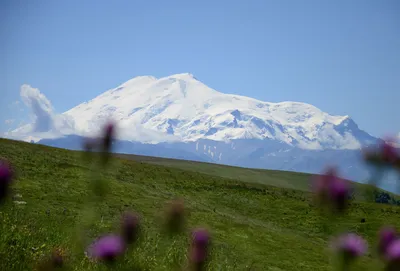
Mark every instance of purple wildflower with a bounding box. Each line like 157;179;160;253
364;140;399;168
102;122;115;152
378;227;398;257
100;121;115;165
121;212;140;245
87;235;125;263
0;160;13;203
328;177;349;211
313;168;338;194
381;141;398;165
190;228;211;270
385;240;400;271
313;168;350;212
332;233;367;264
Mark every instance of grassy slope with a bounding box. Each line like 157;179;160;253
0;138;399;271
115;152;388;200
114;153;314;191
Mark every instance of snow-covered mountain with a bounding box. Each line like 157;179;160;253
28;72;376;149
7;73;397;192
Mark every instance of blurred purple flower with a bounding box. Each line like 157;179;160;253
378;227;398;257
0;160;13;203
312;168;338;194
329;177;349;211
385;239;400;271
363;140;399;168
312;168;350;212
121;212;140;245
190;228;211;270
381;141;398;165
102;122;115;152
331;233;367;264
87;235;125;263
100;121;115;165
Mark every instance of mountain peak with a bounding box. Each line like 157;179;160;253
9;73;377;150
167;73;197;80
120;75;158;87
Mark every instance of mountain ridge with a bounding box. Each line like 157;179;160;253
19;72;376;150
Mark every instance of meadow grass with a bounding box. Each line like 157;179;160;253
0;138;399;270
115;153;393;200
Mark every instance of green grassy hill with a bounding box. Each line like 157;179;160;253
115;153;315;191
0;138;399;270
114;152;391;200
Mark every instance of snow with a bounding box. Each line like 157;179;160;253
7;73;373;150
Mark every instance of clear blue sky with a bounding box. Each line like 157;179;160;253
1;0;399;138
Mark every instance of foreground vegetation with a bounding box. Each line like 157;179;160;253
0;137;399;270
